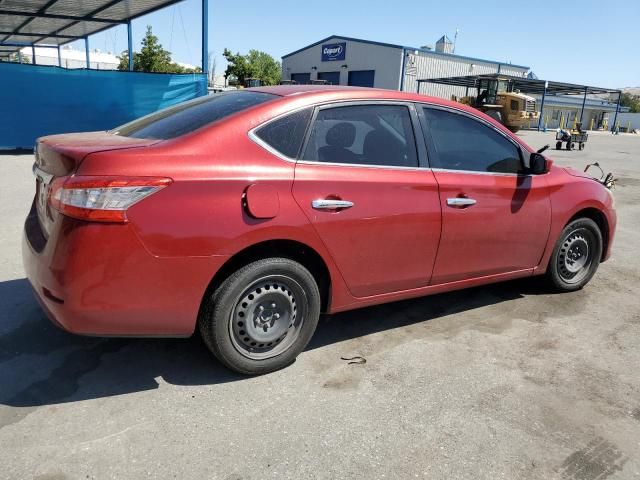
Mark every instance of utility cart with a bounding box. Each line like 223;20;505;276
555;123;588;151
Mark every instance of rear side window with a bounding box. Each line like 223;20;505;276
301;104;418;168
113;91;276;140
254;108;312;158
422;108;522;173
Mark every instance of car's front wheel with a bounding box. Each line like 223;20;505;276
199;258;321;375
546;218;603;291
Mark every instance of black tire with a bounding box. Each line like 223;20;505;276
566;142;574;150
556;141;562;150
199;258;321;375
546;218;603;292
507;126;521;133
579;142;584;150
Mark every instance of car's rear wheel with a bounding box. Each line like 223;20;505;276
199;258;321;375
546;218;603;291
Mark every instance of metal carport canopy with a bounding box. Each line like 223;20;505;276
0;0;188;57
417;73;623;132
417;74;620;96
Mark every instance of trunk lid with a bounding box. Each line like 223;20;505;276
33;131;159;238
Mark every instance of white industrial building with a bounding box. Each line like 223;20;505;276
18;46;120;70
12;46;198;71
281;34;530;99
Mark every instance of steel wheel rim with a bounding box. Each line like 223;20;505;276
557;228;594;284
229;275;306;360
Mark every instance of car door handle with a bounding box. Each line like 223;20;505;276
311;199;354;210
446;197;477;208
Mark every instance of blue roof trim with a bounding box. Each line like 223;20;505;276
282;34;530;70
282;35;405;59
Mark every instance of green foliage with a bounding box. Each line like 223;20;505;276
620;93;640;113
8;52;30;64
118;26;201;74
223;48;281;86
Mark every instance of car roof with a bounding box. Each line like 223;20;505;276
248;85;374;96
247;85;452;105
247;85;475;117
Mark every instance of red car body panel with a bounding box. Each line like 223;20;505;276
430;170;551;284
292;162;442;297
22;86;616;336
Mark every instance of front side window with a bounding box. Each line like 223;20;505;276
254;108;312;158
302;104;418;168
113;91;276;140
422;108;523;174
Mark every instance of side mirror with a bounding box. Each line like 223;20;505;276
529;153;548;174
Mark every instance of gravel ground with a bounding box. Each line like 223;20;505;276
0;130;639;480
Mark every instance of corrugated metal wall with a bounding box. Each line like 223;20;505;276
403;51;528;100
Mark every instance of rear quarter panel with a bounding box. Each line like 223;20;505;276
77;111;354;312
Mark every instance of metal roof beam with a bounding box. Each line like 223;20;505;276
1;0;62;43
31;0;131;45
0;31;77;39
0;9;124;24
0;41;58;47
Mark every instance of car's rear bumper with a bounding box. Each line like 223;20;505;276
22;202;229;336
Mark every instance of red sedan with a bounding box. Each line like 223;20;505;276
23;86;616;374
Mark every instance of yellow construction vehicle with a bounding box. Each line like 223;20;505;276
455;77;540;132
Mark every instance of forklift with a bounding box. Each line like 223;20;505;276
456;77;540;132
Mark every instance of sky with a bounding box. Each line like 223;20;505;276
67;0;639;89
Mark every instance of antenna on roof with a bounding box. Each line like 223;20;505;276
453;28;459;54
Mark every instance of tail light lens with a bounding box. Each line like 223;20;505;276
50;176;172;223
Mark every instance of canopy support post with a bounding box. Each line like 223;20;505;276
201;0;208;79
57;45;61;67
31;45;35;64
579;86;588;123
611;91;621;133
537;81;548;131
127;20;133;71
84;37;90;68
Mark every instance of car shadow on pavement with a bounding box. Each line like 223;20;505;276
0;276;551;409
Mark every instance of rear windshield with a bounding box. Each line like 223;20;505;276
112;91;277;140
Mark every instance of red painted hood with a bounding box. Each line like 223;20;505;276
563;166;601;181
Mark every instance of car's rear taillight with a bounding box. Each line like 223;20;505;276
49;176;172;223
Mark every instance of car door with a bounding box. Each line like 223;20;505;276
419;105;551;285
292;102;442;298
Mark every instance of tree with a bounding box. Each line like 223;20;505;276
118;26;201;74
223;48;281;86
620;92;640;113
246;50;281;86
9;52;30;64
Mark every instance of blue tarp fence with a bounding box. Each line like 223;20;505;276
0;62;208;149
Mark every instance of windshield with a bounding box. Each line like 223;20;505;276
112;91;277;140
